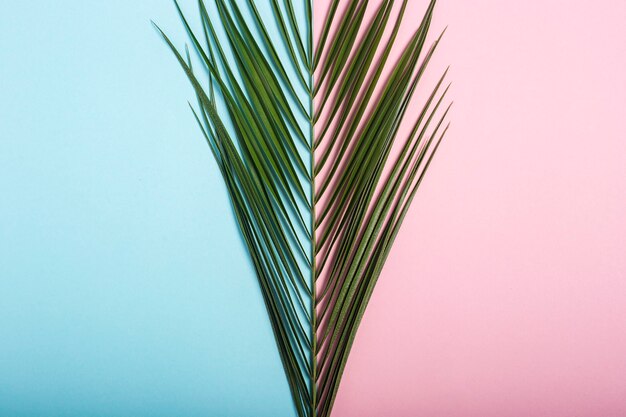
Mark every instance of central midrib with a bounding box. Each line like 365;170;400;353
308;6;317;416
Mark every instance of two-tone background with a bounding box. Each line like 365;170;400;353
1;1;625;416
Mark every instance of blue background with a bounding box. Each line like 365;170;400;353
0;1;297;415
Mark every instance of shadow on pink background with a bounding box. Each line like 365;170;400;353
314;1;626;416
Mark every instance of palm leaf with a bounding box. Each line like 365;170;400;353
154;1;450;416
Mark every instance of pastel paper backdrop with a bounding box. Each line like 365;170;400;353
1;1;625;417
326;1;626;416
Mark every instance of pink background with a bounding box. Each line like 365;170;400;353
314;1;626;416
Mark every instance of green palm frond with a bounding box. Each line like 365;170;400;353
154;1;450;416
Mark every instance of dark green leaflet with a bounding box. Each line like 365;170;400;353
155;1;449;416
